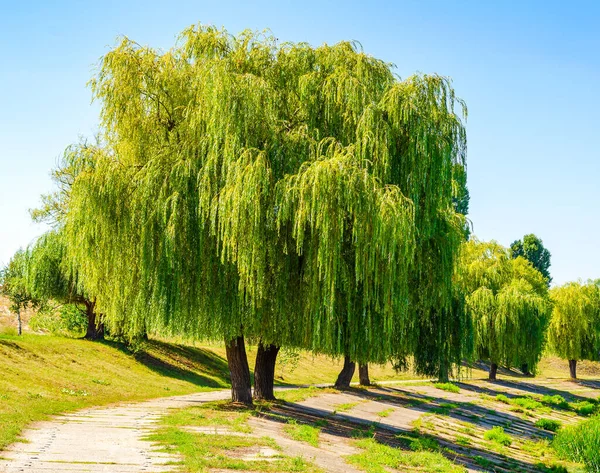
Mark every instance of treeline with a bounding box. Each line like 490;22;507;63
1;25;598;403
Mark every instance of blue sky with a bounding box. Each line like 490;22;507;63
0;0;598;284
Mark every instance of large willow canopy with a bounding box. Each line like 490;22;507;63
62;25;467;365
547;281;600;362
458;239;551;371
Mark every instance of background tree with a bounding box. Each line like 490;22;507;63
57;25;468;402
0;250;36;335
510;234;551;284
547;281;600;379
1;232;103;340
458;239;551;380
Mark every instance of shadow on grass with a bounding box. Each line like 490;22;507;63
338;386;554;441
101;338;230;389
256;398;557;473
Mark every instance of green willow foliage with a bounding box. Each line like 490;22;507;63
547;281;600;362
61;25;468;367
458;240;551;372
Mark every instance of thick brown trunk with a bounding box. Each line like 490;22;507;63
569;359;577;379
358;363;371;386
489;362;498;381
225;336;253;404
84;301;104;340
335;356;356;388
253;342;280;401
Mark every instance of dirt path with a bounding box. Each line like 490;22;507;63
0;390;230;473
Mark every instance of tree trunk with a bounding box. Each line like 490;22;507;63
569;359;577;379
84;300;104;340
335;356;356;388
253;342;280;401
489;362;498;381
521;363;530;376
16;308;22;336
225;336;253;404
358;363;371;386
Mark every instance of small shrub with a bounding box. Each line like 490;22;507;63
484;426;512;446
433;382;460;393
554;416;600;472
535;418;562;432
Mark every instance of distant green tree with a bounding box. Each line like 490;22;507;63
0;250;36;335
458;239;552;380
547;281;600;379
510;234;551;284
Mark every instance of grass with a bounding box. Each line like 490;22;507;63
433;382;460;393
333;402;360;413
483;426;512;446
536;418;563;432
346;437;466;473
554;416;600;472
0;334;230;450
284;420;320;446
377;408;395;418
149;401;323;472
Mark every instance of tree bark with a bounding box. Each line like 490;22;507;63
16;308;22;336
335;356;356;388
358;363;371;386
569;359;577;379
225;336;253;404
489;362;498;381
253;342;280;401
84;300;104;340
521;363;531;376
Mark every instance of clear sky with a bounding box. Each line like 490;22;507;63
0;0;598;284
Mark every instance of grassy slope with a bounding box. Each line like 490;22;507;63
0;335;230;450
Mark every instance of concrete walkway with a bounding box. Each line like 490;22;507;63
0;391;230;473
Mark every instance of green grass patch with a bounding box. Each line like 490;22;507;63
541;395;570;410
346;437;466;473
284;420;320;447
570;400;598;417
377;408;395;418
333;402;359;413
455;435;471;446
484;426;512;446
433;382;460;393
554;416;600;472
535;418;562;432
496;394;510;404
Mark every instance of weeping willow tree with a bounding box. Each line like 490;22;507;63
458;239;551;380
1;231;103;339
59;24;468;402
547;281;600;379
0;250;34;335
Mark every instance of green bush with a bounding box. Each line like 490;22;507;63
554;416;600;472
535;418;562;432
29;304;86;336
484;426;512;446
